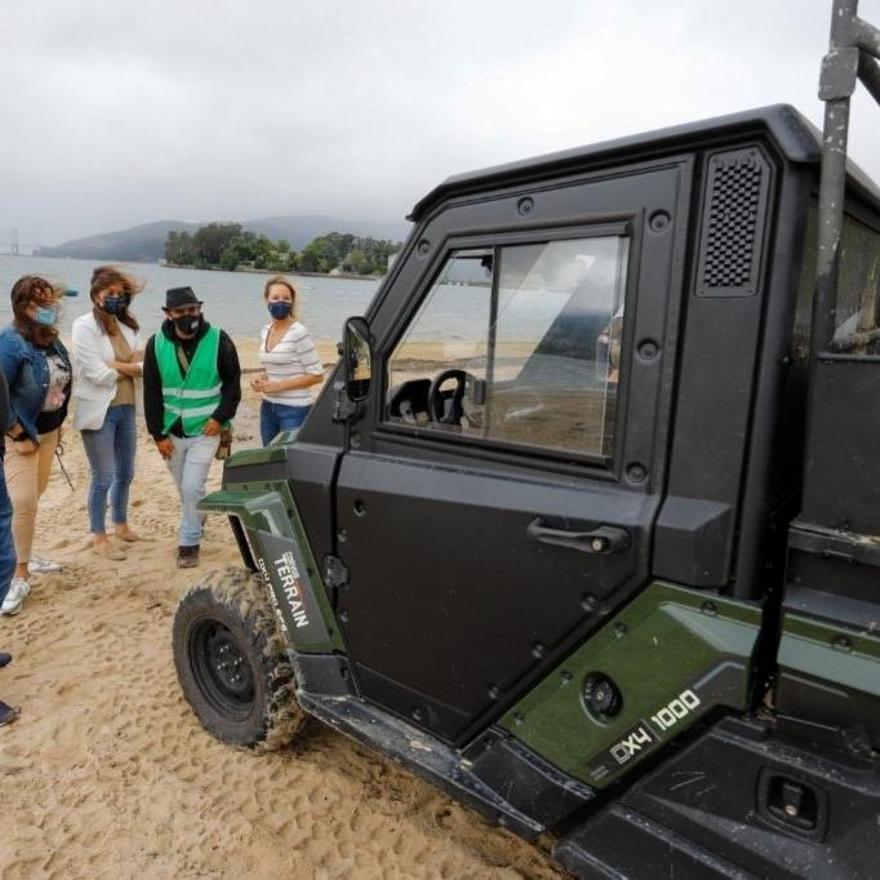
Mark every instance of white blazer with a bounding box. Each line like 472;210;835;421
71;312;143;431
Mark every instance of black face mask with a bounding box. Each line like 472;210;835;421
173;314;201;336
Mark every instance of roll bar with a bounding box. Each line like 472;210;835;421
812;0;880;357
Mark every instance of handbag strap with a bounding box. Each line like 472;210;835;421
176;343;190;375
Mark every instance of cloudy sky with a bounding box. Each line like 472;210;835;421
2;0;880;247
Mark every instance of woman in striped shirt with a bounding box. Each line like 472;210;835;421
251;276;323;445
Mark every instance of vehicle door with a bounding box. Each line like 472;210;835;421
334;161;690;745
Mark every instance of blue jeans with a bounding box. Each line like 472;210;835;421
81;404;136;533
0;459;16;604
260;401;311;446
166;433;219;546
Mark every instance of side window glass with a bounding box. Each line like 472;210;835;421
835;214;880;352
387;250;492;425
488;237;628;456
796;203;880;357
385;236;629;459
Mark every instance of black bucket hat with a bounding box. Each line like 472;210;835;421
163;286;203;310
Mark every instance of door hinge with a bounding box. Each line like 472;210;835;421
324;554;349;588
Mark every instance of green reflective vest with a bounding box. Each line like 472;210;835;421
155;327;224;436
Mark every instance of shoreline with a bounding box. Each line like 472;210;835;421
161;263;383;282
26;254;385;283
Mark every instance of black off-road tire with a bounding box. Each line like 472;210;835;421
172;566;306;751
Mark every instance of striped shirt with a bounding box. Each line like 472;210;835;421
258;321;323;405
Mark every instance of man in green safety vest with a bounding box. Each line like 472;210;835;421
143;287;241;568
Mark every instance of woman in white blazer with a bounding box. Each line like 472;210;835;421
72;266;144;559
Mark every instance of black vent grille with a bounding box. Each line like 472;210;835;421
696;149;771;298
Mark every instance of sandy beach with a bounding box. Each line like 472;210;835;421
0;337;566;880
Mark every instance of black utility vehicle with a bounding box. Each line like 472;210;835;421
172;6;880;877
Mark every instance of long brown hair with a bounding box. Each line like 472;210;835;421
262;275;297;320
90;265;142;335
11;275;60;348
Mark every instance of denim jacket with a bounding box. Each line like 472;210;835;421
0;324;72;440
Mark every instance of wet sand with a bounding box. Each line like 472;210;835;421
0;338;567;880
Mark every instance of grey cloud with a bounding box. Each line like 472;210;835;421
1;0;878;248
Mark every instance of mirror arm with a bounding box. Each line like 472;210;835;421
332;379;361;423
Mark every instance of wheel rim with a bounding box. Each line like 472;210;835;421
188;618;256;721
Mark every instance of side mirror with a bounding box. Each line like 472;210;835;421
343;316;373;402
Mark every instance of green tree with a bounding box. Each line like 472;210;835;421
191;222;242;267
165;223;399;275
164;230;179;263
298;238;333;272
297;232;358;273
232;230;259;263
342;248;370;275
218;245;241;272
164;230;196;266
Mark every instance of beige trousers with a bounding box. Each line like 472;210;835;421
5;428;59;564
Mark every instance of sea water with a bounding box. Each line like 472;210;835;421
0;254;593;345
0;255;380;342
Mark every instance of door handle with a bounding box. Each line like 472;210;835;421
526;517;630;554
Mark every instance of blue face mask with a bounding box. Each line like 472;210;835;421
34;306;57;326
268;301;292;320
100;295;129;315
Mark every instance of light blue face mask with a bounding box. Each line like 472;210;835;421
34;306;57;326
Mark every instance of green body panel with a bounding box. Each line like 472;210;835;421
223;445;289;467
217;432;298;467
778;612;880;698
199;478;344;654
500;582;762;788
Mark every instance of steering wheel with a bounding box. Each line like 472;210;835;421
428;369;474;424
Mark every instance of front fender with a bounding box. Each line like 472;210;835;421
198;487;344;654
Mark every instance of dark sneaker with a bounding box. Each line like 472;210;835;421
0;700;19;727
0;653;11;668
176;545;200;569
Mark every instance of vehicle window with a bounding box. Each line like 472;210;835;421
795;202;880;357
835;214;880;350
386;236;629;458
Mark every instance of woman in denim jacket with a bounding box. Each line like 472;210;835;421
0;276;72;604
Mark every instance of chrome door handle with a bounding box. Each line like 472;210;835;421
526;517;630;554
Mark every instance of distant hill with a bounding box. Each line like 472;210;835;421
35;215;412;263
34;220;200;262
244;216;411;251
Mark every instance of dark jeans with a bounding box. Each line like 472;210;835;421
260;400;311;446
81;404;136;533
0;459;16;604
